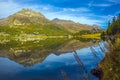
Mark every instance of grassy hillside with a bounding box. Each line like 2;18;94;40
100;38;120;80
0;24;70;36
52;18;93;33
0;9;71;36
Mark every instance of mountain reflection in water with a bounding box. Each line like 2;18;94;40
0;38;108;80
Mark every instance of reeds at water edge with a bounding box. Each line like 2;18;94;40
107;40;114;51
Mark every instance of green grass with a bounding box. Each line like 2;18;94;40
0;24;70;36
100;38;120;80
81;33;101;39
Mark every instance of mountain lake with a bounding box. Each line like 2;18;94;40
0;38;109;80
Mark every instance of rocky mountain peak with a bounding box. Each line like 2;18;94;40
14;8;45;18
52;18;60;22
3;8;49;26
92;24;102;30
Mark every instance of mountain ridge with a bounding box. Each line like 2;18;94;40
0;8;102;35
52;18;95;33
5;8;50;26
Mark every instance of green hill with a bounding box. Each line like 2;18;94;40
0;8;70;36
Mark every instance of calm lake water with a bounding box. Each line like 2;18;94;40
0;38;108;80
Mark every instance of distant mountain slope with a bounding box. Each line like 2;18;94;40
0;18;7;25
0;9;70;36
52;18;93;33
0;8;102;36
92;24;102;32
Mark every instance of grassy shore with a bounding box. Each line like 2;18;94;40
100;38;120;80
81;33;101;39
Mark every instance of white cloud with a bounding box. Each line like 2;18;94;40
63;7;90;12
88;0;112;7
108;0;120;3
92;4;112;7
0;0;108;27
0;0;51;18
44;11;104;26
0;0;21;18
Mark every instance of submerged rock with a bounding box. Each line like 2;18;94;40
91;68;103;79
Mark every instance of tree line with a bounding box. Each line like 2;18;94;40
107;14;120;35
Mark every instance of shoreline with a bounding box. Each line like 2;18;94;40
98;38;120;80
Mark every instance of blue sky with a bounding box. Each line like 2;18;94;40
0;0;120;28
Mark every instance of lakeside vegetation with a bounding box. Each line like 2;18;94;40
100;38;120;80
100;14;120;80
0;24;102;42
73;30;102;40
0;24;72;42
0;24;70;36
81;33;101;39
106;14;120;36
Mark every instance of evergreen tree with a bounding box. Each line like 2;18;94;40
107;14;120;35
